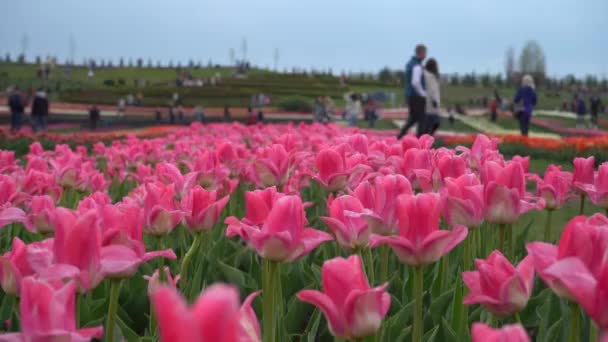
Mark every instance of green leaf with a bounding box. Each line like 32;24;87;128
441;317;458;341
429;288;454;324
117;316;140;342
545;318;564;342
305;309;322;342
217;260;255;289
422;325;439;342
451;275;465;337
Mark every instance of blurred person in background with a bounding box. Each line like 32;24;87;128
313;97;326;123
364;96;379;128
590;94;603;129
513;74;537;136
423;58;441;135
575;94;588;128
344;92;362;127
89;105;100;130
324;96;335;122
194;105;207;124
7;86;25;134
257;108;265;123
223;104;232;122
398;44;428;138
31;87;49;133
246;106;256;125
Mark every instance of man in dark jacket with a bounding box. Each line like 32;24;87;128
398;44;427;139
31;88;49;133
590;95;603;129
89;105;100;130
7;87;25;133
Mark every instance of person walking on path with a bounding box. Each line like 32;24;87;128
422;58;441;135
30;88;49;133
344;92;362;127
89;105;100;130
7;87;25;134
575;95;587;128
398;44;428;138
513;74;537;136
590;95;603;129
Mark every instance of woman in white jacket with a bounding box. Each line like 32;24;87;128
423;58;441;135
343;92;362;127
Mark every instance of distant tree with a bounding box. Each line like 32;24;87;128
147;58;152;68
378;67;393;83
564;74;577;86
518;40;546;85
108;59;114;68
600;78;608;92
17;54;25;64
128;58;133;67
585;75;598;87
137;58;143;68
5;53;10;63
450;73;460;86
207;60;212;68
229;48;236;65
119;57;124;68
480;73;491;87
35;55;41;65
494;73;504;87
156;60;162;68
100;59;105;68
505;46;516;83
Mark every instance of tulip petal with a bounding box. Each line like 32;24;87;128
343;283;391;339
544;257;597;315
297;290;345;338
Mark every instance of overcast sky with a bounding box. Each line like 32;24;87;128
1;0;606;77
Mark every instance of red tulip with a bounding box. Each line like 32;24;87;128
535;165;574;210
527;214;608;300
369;193;467;266
440;173;485;228
0;278;103;341
230;195;331;262
297;255;390;339
181;186;229;232
143;182;184;236
321;195;369;250
463;250;534;317
151;283;261;342
483;161;544;224
350;175;413;236
471;323;530;342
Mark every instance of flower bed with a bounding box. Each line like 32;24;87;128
0;124;605;341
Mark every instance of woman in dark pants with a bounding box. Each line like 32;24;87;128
513;74;537;136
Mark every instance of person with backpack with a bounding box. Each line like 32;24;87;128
398;44;428;138
30;88;49;133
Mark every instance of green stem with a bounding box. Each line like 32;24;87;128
380;245;389;283
412;266;424;342
544;210;553;243
105;280;122;342
579;194;586;215
156;237;166;282
366;248;375;285
568;303;579;342
590;319;598;342
180;231;204;287
499;224;506;255
463;235;471;271
439;254;448;293
262;259;280;342
514;312;522;324
471;228;479;261
507;224;513;261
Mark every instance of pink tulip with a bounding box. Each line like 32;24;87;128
440;173;485;228
20;169;62;202
253;144;293;188
401;148;433;192
297;255;390;339
311;147;349;192
350;175;413;236
0;238;37;296
76;191;112;214
463;250;534;317
181;186;229;232
0;278;103;341
573;156;595;192
543;257;608;333
465;134;499;169
24;195;55;234
471;323;530;342
483;161;544;224
526;214;608;300
535;165;573;210
225;187;285;243
0;150;19;174
369;193;467;267
143;267;180;295
151;283;261;342
229;195;332;262
582;162;608;209
143;182;184;236
320;195;369;250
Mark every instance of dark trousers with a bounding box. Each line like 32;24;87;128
32;115;48;133
10;112;23;132
591;111;598;126
518;112;530;136
398;96;426;138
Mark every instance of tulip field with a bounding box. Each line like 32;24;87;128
0;122;608;342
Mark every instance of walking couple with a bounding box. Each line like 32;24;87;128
397;44;441;138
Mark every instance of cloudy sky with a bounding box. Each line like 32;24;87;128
1;0;606;77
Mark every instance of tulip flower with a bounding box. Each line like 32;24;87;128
471;323;530;342
369;193;467;267
350;175;413;236
253;144;293;188
309;147;349;192
24;195;55;234
0;238;37;296
297;255;390;340
143;182;184;236
581;162;608;211
0;278;103;341
440;173;485;229
143;267;180;296
320;195;369;251
181;186;229;232
229;195;332;262
401;148;433;192
573;156;595;214
463;250;534;317
543;257;608;338
484;161;544;225
535;165;573;210
526;214;608;301
151;283;261;342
